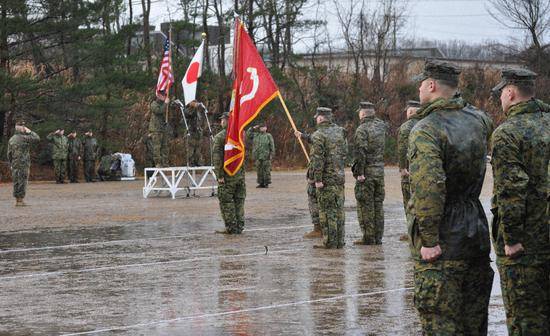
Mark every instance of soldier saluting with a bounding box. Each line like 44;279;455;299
7;120;40;206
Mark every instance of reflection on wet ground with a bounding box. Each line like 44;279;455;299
0;169;506;335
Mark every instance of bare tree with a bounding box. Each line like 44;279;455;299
488;0;550;69
141;0;152;72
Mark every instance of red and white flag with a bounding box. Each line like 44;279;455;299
182;40;205;105
156;38;174;96
224;18;279;176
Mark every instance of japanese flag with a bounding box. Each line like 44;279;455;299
182;40;205;105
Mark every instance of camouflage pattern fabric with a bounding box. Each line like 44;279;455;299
352;116;386;244
408;97;494;335
251;131;275;186
414;258;494;335
149;100;169;167
309;121;347;248
67;137;82;182
7;130;40;198
83;136;98;182
47;133;69;183
397;117;420;218
497;255;550;336
213;127;246;233
184;105;206;166
188;134;204;167
408;97;493;260
491;99;550;257
307;183;320;229
490;99;550;335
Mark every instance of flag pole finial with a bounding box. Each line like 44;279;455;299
201;32;207;40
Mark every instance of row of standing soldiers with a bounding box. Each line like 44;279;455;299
7;126;99;206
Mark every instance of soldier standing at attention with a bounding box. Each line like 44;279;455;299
213;113;246;234
67;131;82;183
47;129;69;184
490;68;550;335
408;60;494;335
149;91;170;167
294;129;321;238
184;100;206;167
7;121;40;206
397;100;421;221
352;101;387;245
308;107;347;249
250;123;275;188
83;131;98;182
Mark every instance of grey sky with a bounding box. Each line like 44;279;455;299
143;0;528;52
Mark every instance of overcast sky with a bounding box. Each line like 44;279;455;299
144;0;528;51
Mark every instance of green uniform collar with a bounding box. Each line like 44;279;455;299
415;96;466;120
506;98;549;118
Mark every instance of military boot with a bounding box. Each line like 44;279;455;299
15;198;27;207
303;225;322;239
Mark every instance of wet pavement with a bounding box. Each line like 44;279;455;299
0;168;507;335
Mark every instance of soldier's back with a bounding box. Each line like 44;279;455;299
312;123;346;186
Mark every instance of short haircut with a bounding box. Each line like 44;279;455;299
514;82;535;97
435;78;458;90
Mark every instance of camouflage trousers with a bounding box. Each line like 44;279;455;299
68;157;79;182
255;159;272;186
400;176;411;221
11;165;30;198
53;159;67;183
414;258;494;336
317;185;345;248
218;177;246;233
497;255;550;336
188;136;204;166
84;160;96;182
307;183;320;230
355;175;385;244
151;131;168;167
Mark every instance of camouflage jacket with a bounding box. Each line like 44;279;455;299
212;128;244;180
250;131;275;161
68;137;82;159
183;105;204;136
352;116;386;178
408;97;494;260
7;130;40;168
83;136;99;161
397;117;420;171
47;134;69;160
149;100;167;133
309;121;347;186
491;99;550;258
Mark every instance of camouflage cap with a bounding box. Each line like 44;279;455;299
491;68;537;94
406;100;421;108
359;101;375;109
412;60;461;83
313;107;332;118
14;119;26;126
219;112;230;120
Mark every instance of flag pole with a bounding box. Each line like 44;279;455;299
166;26;172;123
277;92;310;162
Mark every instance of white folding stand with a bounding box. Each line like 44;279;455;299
143;166;218;199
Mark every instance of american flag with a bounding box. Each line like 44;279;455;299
156;38;174;95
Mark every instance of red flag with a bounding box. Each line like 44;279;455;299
224;19;279;175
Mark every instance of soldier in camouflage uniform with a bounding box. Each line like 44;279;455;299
250;123;275;188
397;100;421;221
490;68;550;336
352;101;387;245
183;101;206;166
308;107;347;249
149;91;170;167
213;113;246;234
408;60;494;335
294;130;321;238
47;129;69;184
67;131;82;183
7;121;40;206
83;131;98;182
142;133;155;178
